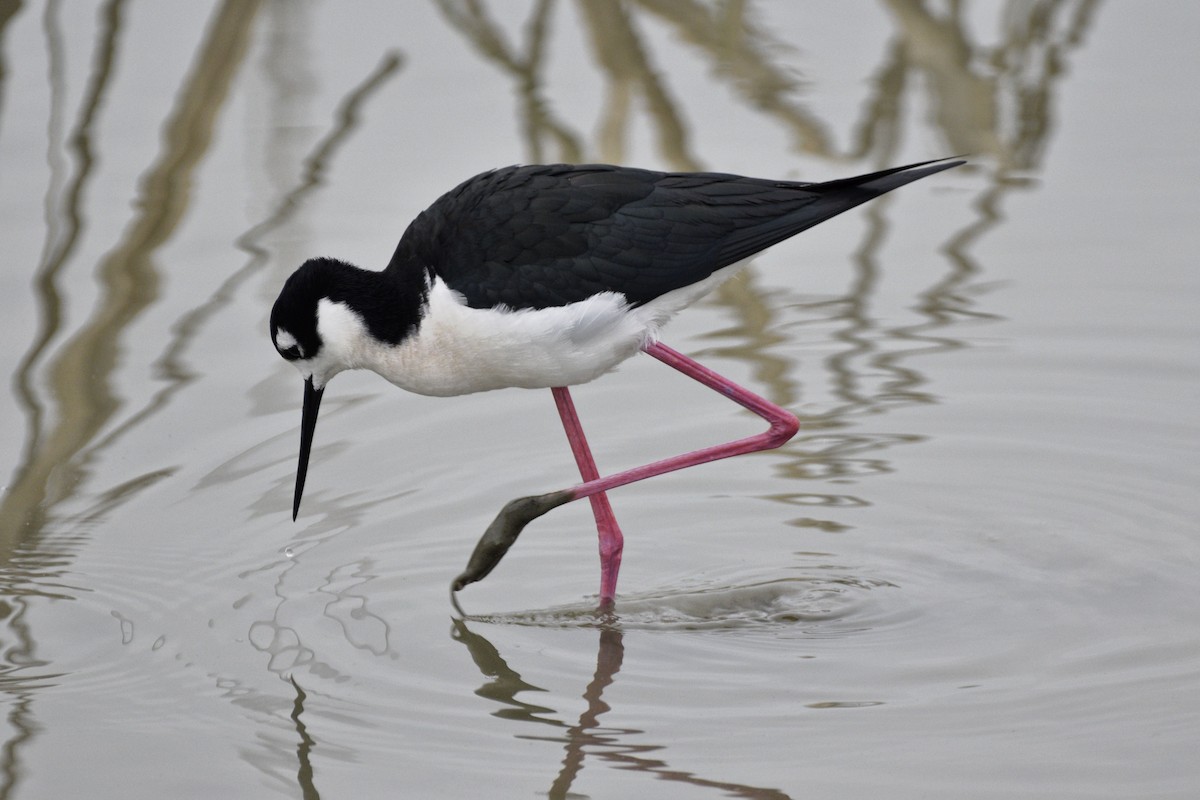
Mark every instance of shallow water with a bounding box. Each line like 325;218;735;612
2;2;1198;798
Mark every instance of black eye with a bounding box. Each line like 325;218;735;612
272;326;306;360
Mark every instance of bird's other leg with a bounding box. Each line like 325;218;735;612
562;340;801;501
451;341;799;602
551;386;624;606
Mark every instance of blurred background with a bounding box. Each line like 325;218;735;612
1;2;1197;798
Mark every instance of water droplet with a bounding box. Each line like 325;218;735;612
284;547;295;558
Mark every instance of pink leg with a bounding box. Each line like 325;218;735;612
552;386;624;605
563;341;800;505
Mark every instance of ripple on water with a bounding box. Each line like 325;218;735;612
458;572;907;636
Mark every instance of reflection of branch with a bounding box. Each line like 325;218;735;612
8;0;127;544
0;598;56;800
0;4;124;789
878;0;1000;158
845;36;909;161
631;0;834;158
0;0;23;121
875;0;1101;170
992;0;1101;168
433;0;583;162
761;1;1101;520
238;51;404;258
576;0;699;169
289;677;321;800
2;0;261;548
97;50;405;451
436;0;833;166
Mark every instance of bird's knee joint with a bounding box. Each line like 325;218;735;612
766;413;800;448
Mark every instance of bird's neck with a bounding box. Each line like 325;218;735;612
335;259;429;347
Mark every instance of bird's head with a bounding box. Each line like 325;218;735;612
271;257;375;391
270;257;378;520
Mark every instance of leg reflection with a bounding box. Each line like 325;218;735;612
450;618;793;799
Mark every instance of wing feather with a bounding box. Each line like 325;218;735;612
386;159;961;310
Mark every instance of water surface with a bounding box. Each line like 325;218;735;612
1;2;1198;798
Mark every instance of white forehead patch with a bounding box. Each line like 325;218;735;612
274;328;299;353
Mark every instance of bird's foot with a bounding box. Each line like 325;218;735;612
451;490;574;594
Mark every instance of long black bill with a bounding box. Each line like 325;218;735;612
293;376;325;521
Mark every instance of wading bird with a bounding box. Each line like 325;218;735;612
270;158;962;606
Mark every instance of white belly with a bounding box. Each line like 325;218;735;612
361;268;741;397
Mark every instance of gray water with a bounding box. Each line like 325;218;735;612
1;2;1198;798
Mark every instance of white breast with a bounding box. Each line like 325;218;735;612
359;267;742;397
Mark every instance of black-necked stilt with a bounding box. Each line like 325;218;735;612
270;158;962;605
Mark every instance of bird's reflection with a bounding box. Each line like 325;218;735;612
452;616;793;800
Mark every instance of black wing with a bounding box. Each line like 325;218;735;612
386;159;962;310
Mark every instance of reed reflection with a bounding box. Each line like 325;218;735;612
0;4;400;795
786;0;1100;485
453;617;794;799
290;677;322;800
2;0;261;564
1;3;262;795
0;5;79;775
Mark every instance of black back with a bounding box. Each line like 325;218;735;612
384;159;961;311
